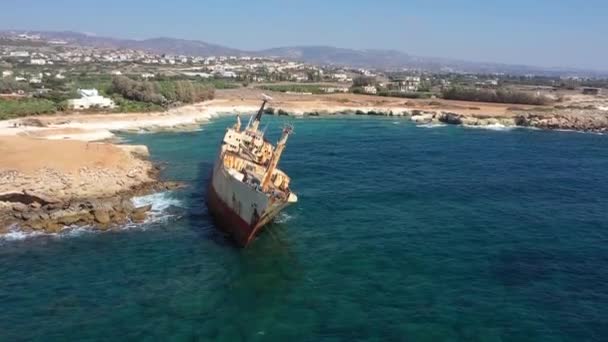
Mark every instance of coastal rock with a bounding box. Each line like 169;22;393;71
130;211;147;222
118;145;150;159
410;111;437;123
56;210;92;226
111;211;129;225
44;222;63;233
131;204;152;222
438;112;463;125
514;110;608;132
26;220;45;231
12;203;28;212
93;209;111;224
21;211;41;221
23;190;61;205
133;204;152;213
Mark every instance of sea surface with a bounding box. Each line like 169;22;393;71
1;116;608;341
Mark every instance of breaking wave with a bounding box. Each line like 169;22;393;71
0;192;183;242
131;191;183;223
275;212;294;224
416;123;447;128
463;123;515;131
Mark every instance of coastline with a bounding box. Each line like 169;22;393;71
1;90;607;238
0;135;181;236
2;90;607;141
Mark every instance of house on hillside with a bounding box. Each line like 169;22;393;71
363;85;378;94
30;58;47;66
389;76;421;93
68;89;115;110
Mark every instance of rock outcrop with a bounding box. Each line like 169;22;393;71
409;108;608;133
515;110;608;133
0;181;182;235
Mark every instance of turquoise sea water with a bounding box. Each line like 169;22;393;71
1;116;608;341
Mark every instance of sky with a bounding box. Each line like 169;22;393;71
2;0;608;70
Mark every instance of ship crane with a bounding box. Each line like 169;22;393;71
261;124;293;192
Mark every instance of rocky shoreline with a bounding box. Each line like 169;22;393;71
0;179;182;236
285;108;608;133
0;134;184;237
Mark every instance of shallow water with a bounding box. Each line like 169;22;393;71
1;116;608;341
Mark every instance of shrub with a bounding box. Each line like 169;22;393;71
442;87;552;105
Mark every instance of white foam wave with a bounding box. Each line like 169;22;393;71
416;123;447;128
0;192;183;242
1;229;49;241
554;128;605;136
463;123;515;131
275;212;294;224
132;191;183;223
599;106;608;111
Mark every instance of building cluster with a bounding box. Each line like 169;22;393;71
0;34;390;86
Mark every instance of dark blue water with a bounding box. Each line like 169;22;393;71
1;116;608;341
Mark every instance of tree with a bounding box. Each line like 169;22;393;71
352;76;375;87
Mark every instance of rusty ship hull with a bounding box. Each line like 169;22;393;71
206;97;297;247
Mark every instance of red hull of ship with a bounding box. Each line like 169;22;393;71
206;183;258;247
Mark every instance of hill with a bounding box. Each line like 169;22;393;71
2;30;606;76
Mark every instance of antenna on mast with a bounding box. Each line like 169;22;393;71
250;94;273;131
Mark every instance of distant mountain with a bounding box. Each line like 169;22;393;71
2;30;244;57
258;46;416;68
2;30;606;76
258;46;603;76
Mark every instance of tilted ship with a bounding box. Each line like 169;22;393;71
207;96;297;247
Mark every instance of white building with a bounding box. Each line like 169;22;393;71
10;51;29;58
221;71;237;78
332;73;350;82
363;85;378;94
2;70;13;78
321;87;349;94
141;73;155;79
391;76;421;93
68;89;116;110
30;58;47;65
182;72;212;78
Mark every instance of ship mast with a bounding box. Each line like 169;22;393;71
261;125;293;192
249;94;272;132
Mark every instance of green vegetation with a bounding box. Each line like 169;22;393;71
441;87;552;105
109;76;215;106
377;90;434;99
258;84;324;94
0;73;217;119
0;79;31;94
111;97;164;113
0;98;57;120
352;76;376;87
155;80;215;103
109;76;167;105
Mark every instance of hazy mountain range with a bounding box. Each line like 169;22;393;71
2;30;606;76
